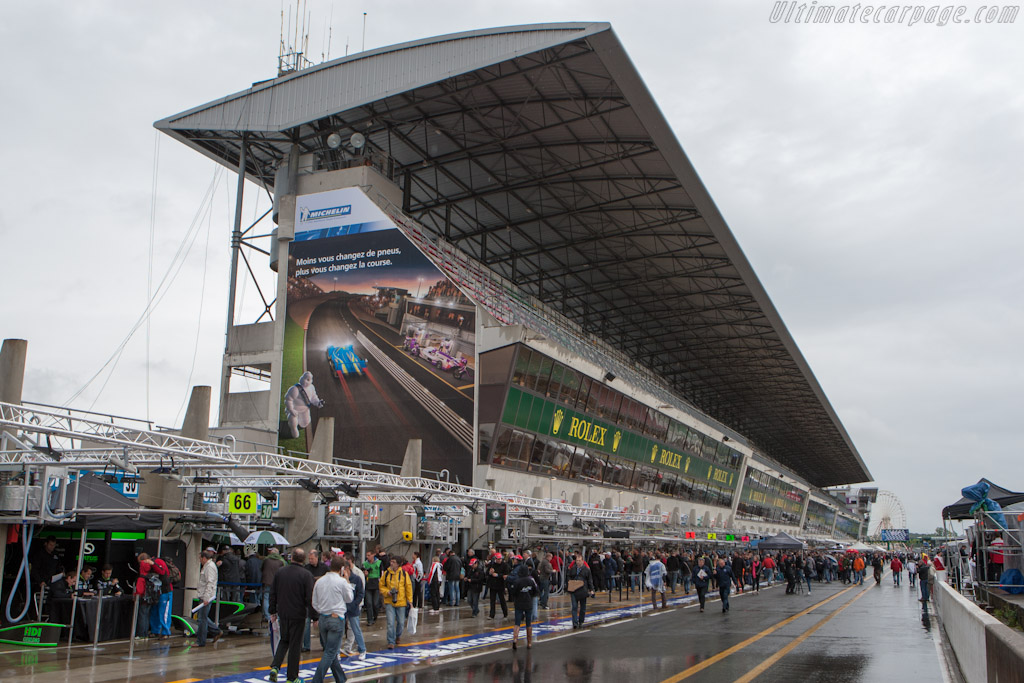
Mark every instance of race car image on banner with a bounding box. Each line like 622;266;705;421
281;187;474;483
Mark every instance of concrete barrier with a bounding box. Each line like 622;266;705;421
935;581;1001;683
985;616;1024;682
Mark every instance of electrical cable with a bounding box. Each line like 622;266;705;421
5;524;34;624
65;168;224;408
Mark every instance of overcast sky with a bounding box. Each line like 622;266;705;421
2;1;1021;533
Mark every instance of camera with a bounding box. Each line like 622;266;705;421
389;587;399;603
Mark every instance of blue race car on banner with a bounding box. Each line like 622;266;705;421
326;345;368;378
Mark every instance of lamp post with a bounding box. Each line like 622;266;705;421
588;484;593;507
549;476;555;501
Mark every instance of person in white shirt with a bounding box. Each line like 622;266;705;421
310;556;355;683
196;550;222;646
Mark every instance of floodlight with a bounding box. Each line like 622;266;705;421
350;132;365;149
326;133;342;149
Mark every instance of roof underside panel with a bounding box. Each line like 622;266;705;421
156;23;870;488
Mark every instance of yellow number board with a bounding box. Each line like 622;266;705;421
228;491;258;515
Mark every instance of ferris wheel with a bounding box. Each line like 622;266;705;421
868;490;908;538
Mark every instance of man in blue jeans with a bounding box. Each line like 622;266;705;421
196;550;222;646
341;559;366;659
310;555;354;683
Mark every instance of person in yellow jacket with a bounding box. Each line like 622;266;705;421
380;557;413;649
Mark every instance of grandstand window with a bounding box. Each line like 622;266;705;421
597;385;622;421
608;457;634;488
578;451;603;484
524;350;544;390
702;434;720;461
716;442;732;466
645;409;669;441
668;421;688;448
490;425;513;466
583;377;599;414
527;436;548;473
547;363;564;399
558;366;580;405
550;443;574;477
478;423;496;464
506;430;534;469
576;375;593;412
683;427;703;456
659;471;678;497
532;356;554;394
566;446;586;480
512;346;532;387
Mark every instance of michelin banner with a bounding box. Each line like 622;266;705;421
281;187;474;483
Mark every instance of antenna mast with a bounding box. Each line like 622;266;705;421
278;0;314;76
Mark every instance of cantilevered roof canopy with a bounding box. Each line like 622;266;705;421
156;22;871;487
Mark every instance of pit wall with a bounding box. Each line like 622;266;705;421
935;581;1024;683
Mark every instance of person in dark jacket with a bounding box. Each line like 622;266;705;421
486;553;509;619
218;547;243;602
589;552;605;592
465;558;485;616
666;552;681;593
443;551;463;607
715;559;734;612
731;553;747;594
509;561;538;649
341;558;366;657
303;550;329;651
679;554;691;594
567;553;594;628
691;556;711;613
245;550;262;605
603;553;618;592
262;547;285;622
268;549;314;683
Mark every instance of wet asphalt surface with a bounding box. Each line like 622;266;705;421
359;575;948;683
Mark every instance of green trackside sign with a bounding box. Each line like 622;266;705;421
501;386;738;489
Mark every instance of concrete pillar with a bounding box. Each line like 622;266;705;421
289;418;335;547
180;386;212;441
0;339;28;405
400;439;422;478
176;385;211;610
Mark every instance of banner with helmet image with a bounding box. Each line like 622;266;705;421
282;186;474;483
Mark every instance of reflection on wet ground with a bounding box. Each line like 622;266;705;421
362;574;951;683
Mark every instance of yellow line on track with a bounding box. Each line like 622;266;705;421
733;585;873;682
657;584;858;683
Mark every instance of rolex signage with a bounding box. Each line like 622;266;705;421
501;386;739;490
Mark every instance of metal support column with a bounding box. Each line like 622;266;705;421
219;137;247;425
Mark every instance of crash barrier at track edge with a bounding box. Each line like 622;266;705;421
356;330;473;450
934;580;1024;683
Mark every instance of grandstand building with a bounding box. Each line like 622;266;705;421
157;22;870;546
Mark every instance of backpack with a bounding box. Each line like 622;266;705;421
164;559;182;587
142;572;163;605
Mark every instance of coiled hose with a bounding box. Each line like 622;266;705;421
5;524;33;623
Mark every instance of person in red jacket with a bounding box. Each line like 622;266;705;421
761;555;777;587
134;554;154;639
890;556;904;586
149;557;172;638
